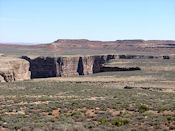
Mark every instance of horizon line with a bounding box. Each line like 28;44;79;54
1;38;175;45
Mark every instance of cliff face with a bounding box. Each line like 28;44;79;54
1;53;174;82
0;56;31;82
22;55;115;78
28;57;57;78
21;54;175;79
58;57;80;77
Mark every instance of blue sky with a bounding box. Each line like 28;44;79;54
0;0;175;43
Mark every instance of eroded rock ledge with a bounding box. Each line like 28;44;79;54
0;54;174;82
22;55;115;78
22;54;175;79
0;56;31;82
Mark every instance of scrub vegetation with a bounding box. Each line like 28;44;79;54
0;81;175;130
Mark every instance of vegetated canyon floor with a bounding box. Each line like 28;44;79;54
0;58;175;131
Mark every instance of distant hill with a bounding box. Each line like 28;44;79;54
51;39;175;50
0;39;175;56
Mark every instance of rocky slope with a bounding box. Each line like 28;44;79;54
0;55;31;82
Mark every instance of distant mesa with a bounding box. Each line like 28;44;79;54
1;39;175;54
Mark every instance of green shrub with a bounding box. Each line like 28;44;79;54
33;115;39;120
99;118;106;124
72;101;79;106
71;111;82;116
48;112;52;115
64;113;71;117
50;117;55;122
167;116;174;121
98;118;111;126
111;118;130;126
169;126;175;130
157;109;163;113
113;96;117;98
138;105;149;113
0;116;2;121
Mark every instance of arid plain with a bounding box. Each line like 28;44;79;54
0;39;175;131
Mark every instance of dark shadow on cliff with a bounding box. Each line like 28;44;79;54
77;57;84;75
100;67;141;72
22;56;58;79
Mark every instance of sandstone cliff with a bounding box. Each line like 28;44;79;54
22;54;175;79
22;55;116;78
0;56;31;82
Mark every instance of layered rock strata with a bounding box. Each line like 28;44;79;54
0;54;174;82
22;54;175;79
0;56;31;82
22;55;115;78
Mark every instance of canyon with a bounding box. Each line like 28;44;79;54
22;54;174;79
0;53;175;82
1;39;175;82
22;55;115;78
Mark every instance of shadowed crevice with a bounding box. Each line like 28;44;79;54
100;66;141;72
77;57;84;75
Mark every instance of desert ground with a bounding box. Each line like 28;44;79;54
0;40;175;130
